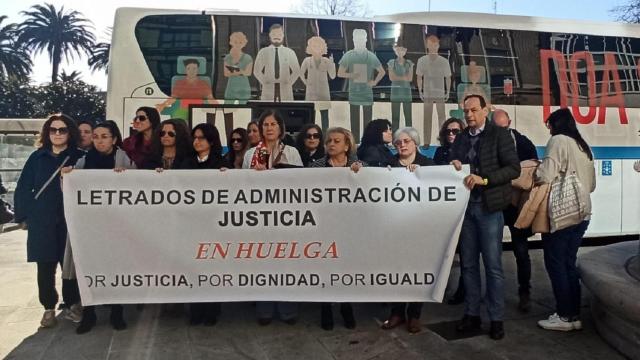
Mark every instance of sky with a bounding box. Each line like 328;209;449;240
1;0;629;90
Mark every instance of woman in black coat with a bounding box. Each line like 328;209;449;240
356;119;398;167
143;119;192;170
295;124;325;167
433;117;465;165
180;123;227;325
14;114;85;329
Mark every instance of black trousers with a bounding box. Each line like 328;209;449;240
390;302;423;320
504;205;532;293
37;262;80;310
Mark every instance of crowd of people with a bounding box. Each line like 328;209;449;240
13;95;596;340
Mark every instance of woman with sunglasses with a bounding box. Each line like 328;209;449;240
123;106;161;168
224;128;249;169
144;119;192;170
62;121;135;334
434;118;467;304
295;124;325;167
434;118;465;166
14;114;85;329
356;119;398;167
179;123;228;325
380;127;434;334
310;127;361;330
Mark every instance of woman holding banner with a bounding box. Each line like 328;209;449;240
143;119;192;170
380;127;435;334
356;119;398;168
311;127;361;330
242;109;302;325
62;121;135;334
14;114;85;329
180;123;227;325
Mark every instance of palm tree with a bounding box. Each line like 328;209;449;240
88;41;110;74
0;16;32;80
58;69;82;82
18;3;95;83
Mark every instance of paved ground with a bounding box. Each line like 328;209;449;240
0;229;628;360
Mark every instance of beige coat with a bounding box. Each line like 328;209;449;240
515;183;550;234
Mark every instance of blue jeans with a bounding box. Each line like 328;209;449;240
460;202;505;321
541;221;589;319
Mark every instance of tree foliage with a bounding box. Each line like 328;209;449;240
88;41;110;74
610;0;640;23
292;0;369;17
18;3;95;83
0;16;32;81
0;78;105;121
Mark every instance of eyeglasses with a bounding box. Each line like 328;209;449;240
134;115;148;122
306;133;321;140
160;131;176;138
92;134;112;140
230;138;243;143
445;128;461;135
393;138;413;146
49;127;69;135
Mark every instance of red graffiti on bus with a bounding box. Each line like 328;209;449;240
540;49;628;125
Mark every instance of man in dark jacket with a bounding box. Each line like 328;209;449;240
493;109;538;313
449;95;520;340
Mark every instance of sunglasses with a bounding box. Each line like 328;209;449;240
230;138;243;143
306;133;321;140
445;128;461;135
134;115;148;122
393;138;413;146
160;131;176;137
49;127;69;135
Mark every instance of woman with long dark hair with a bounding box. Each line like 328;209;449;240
433;117;466;165
356;119;398;167
123;106;160;168
224;128;250;169
295;124;325;167
247;121;261;148
535;108;595;332
14;114;85;329
63;120;135;334
144;119;192;170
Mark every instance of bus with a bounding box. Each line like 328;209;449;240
106;8;640;238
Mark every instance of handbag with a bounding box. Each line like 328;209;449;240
548;171;587;233
0;199;13;225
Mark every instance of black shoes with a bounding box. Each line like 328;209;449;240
489;321;505;340
518;292;531;313
455;315;481;332
76;307;97;335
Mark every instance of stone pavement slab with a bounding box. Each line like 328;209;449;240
0;230;628;360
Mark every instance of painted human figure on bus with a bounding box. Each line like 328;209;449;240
253;24;300;102
300;36;336;131
156;58;216;120
388;42;414;130
416;34;451;148
338;29;385;142
224;32;253;104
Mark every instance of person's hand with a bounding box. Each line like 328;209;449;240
254;163;268;171
220;167;228;172
350;161;363;173
60;166;74;176
464;174;484;190
368;80;377;87
114;167;126;173
155;168;164;173
406;164;419;172
450;160;462;171
419;89;425;102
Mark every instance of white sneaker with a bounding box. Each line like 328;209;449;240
40;310;57;328
64;304;83;323
537;313;575;331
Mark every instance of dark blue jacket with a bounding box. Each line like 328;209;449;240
14;147;84;262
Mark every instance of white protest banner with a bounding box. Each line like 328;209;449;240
63;166;470;305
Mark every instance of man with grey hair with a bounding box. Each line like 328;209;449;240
338;29;385;142
492;108;538;312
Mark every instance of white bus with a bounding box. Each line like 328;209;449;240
106;8;640;238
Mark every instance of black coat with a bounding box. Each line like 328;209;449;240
179;153;229;169
450;121;520;212
300;147;325;167
143;153;187;170
14;147;84;262
394;152;435;167
511;129;539;161
433;145;452;165
357;144;399;167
